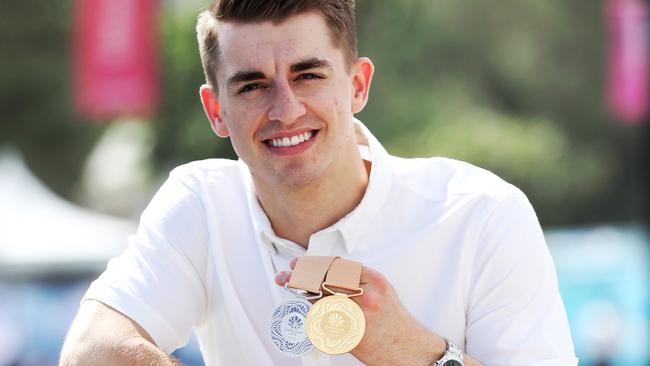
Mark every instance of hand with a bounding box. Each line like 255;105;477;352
275;258;446;366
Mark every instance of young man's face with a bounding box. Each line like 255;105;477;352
200;11;373;190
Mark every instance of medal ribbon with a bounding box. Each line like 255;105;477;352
322;258;363;296
287;256;337;294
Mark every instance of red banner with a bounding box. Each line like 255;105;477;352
74;0;159;121
605;0;649;125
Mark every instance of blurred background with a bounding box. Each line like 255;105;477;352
0;0;649;365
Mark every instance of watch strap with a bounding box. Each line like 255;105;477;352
434;338;464;366
446;338;463;358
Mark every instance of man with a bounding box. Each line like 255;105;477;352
60;1;577;365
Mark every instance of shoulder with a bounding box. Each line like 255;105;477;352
141;158;246;219
168;158;247;195
389;156;522;205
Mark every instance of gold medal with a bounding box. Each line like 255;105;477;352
306;293;366;354
306;258;366;354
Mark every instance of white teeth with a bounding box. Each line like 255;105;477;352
269;131;314;147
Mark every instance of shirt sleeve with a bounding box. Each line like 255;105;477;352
82;172;209;353
465;189;578;365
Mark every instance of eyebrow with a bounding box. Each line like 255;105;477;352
290;58;331;73
227;71;267;86
227;58;331;87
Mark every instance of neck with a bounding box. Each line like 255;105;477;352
254;150;370;249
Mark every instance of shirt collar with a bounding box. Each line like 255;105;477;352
337;119;393;252
243;168;305;256
243;118;393;254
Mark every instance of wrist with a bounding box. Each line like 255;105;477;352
430;334;447;360
406;328;447;366
431;337;465;366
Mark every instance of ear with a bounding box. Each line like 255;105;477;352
199;84;229;138
350;57;374;114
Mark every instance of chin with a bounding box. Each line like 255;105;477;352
275;169;319;189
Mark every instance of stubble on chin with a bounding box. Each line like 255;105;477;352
270;164;321;190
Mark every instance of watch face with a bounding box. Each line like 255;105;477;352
442;361;463;366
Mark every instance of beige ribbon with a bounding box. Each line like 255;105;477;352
287;256;337;294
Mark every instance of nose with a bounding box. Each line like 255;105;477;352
267;81;306;124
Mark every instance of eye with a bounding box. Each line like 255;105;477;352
296;73;324;81
238;83;265;94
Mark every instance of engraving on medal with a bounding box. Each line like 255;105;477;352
306;294;366;354
280;312;307;343
269;298;314;357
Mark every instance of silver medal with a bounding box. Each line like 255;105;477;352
269;284;322;357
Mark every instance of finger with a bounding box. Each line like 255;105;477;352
274;271;292;286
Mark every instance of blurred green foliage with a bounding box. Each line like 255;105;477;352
0;0;106;196
0;0;646;227
153;12;237;172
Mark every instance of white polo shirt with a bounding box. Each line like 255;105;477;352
83;121;577;366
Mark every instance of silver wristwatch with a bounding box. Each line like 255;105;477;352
433;338;464;366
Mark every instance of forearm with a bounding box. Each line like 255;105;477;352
352;315;484;366
60;300;183;366
398;327;484;366
59;336;183;366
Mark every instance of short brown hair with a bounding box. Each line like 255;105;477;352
196;0;358;88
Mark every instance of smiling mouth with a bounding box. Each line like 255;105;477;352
264;130;318;147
